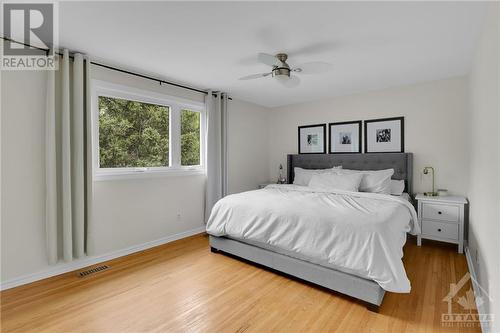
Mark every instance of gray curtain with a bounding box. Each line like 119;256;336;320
45;50;94;264
204;91;228;222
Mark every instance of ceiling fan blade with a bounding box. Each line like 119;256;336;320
294;62;333;75
277;75;301;88
257;53;277;66
239;72;272;80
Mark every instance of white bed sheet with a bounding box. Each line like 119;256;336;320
399;192;411;202
206;184;419;292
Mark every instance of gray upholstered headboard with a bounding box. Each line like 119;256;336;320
287;153;413;194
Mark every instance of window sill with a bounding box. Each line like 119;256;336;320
94;168;206;182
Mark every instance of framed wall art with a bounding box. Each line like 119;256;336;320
328;120;362;154
364;117;404;153
298;124;326;154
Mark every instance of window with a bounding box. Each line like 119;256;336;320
92;80;205;180
181;109;201;166
99;96;170;168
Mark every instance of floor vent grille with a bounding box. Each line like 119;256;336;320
78;265;110;277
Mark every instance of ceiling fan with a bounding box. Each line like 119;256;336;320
239;52;333;88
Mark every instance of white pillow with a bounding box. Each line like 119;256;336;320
308;173;363;192
333;168;394;194
390;179;405;196
293;166;342;186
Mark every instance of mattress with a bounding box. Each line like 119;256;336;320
224;190;412;281
206;184;419;292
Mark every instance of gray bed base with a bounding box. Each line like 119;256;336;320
210;235;385;308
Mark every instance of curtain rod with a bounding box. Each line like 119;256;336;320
1;37;231;99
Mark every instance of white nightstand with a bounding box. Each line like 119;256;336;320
416;194;468;253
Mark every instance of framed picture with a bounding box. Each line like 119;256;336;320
364;117;404;153
298;124;326;154
328;121;362;154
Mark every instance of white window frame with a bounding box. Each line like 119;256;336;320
92;80;206;181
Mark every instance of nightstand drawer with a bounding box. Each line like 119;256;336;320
422;220;458;240
422;203;459;222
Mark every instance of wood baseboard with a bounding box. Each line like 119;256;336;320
0;226;206;291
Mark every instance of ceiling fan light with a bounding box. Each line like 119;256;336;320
275;74;290;81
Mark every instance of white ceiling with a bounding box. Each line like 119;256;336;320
59;1;487;107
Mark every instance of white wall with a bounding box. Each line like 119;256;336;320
1;70;49;281
0;66;270;283
268;77;469;195
467;2;499;331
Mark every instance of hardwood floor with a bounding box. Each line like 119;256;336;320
1;233;480;333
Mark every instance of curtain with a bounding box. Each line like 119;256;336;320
204;91;228;222
45;50;94;264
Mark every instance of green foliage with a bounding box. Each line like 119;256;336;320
181;110;200;166
99;96;169;168
99;97;201;169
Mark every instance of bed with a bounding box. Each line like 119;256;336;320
206;153;417;309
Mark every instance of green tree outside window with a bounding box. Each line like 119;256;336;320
99;96;169;168
99;96;201;169
181;110;201;166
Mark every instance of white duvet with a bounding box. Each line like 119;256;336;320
206;184;420;292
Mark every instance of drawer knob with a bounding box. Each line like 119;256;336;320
438;228;442;232
438;211;442;215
